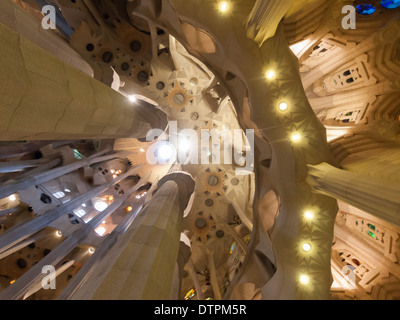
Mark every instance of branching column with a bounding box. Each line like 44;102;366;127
90;172;195;300
245;0;295;46
307;162;400;228
0;22;167;141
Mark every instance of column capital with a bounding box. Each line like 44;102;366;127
158;171;195;210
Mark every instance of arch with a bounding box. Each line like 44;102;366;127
180;21;217;54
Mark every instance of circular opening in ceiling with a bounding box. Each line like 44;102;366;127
173;93;185;105
205;198;214;207
130;40;142;52
156;81;165;90
231;178;239;185
40;193;52;204
195;218;207;229
17;258;27;269
121;62;130;71
86;43;95;52
102;51;114;63
216;230;224;238
190;78;198;86
208;175;219;186
191;112;199;121
137;71;149;83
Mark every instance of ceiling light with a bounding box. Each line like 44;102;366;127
128;95;137;102
291;133;301;142
279;102;288;111
140;148;145;153
88;247;95;254
157;143;174;161
94;200;108;212
9;194;16;201
302;243;311;252
300;274;310;285
56;230;63;237
304;211;314;220
266;70;275;80
219;1;228;12
126;206;133;212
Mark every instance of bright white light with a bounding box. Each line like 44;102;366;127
302;243;311;252
88;247;96;254
300;275;310;285
73;208;86;218
304;211;314;220
56;230;63;237
291;133;301;142
95;226;106;236
290;39;312;57
140;148;145;153
279;102;288;111
219;1;228;12
9;194;16;201
128;95;137;102
53;191;65;199
158;143;174;161
94;200;108;212
266;70;275;80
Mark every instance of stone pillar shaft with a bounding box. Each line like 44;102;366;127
89;173;195;300
307;162;400;228
57;202;144;300
0;22;166;141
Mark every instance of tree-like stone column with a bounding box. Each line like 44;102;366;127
307;162;400;228
89;172;195;300
0;22;167;141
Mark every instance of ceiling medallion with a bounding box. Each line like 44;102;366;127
193;212;216;243
165;80;194;109
202;170;226;196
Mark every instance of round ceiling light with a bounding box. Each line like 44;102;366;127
219;1;229;12
291;133;301;142
299;274;310;285
304;211;314;220
94;200;108;212
157;143;174;161
302;242;311;252
266;70;275;80
279;102;288;111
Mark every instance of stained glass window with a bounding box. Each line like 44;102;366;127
381;0;400;9
184;289;196;300
230;241;236;254
367;230;376;238
356;4;376;15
